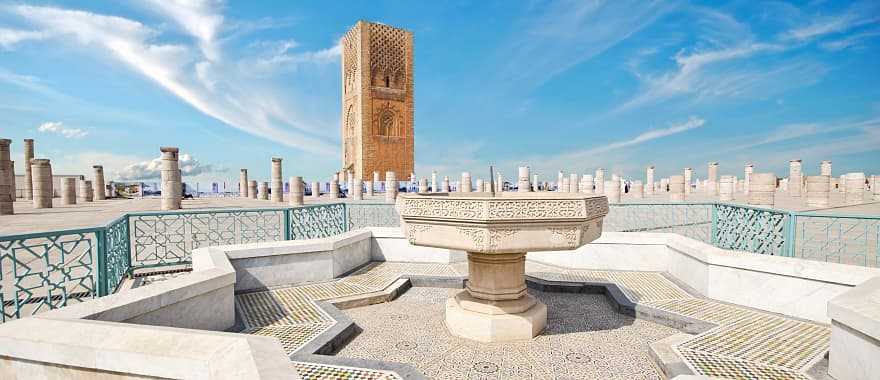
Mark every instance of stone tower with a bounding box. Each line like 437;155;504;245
341;21;414;181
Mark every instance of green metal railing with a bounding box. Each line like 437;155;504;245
1;203;348;322
2;201;878;322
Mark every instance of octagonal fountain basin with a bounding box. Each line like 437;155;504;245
397;192;609;342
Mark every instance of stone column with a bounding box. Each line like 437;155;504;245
289;176;304;206
460;172;472;193
719;175;735;201
532;174;539;192
353;178;364;200
431;171;438;192
373;171;380;193
557;171;564;192
365;180;374;197
329;177;340;199
23;138;34;200
669;175;685;202
92;165;106;200
79;180;93;202
310;181;320;199
595;169;605;194
872;175;880;201
31;159;53;209
744;164;754;195
582;175;594;194
160;147;181;210
560;177;570;194
441;176;450;192
820;161;832;176
646;166;655;196
61;177;76;205
789;159;803;197
707;162;718;196
476;179;485;193
418;178;428;194
683;168;693;195
660;178;669;192
248;180;258;199
239;169;249;198
270;158;283;203
569;174;578;193
805;175;830;208
0;139;12;214
258;182;269;200
517;167;530;192
385;171;397;203
631;181;644;199
347;170;354;197
748;173;776;206
604;179;620;203
844;172;866;205
496;172;504;193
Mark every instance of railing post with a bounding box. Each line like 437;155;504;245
283;208;291;241
785;212;797;258
95;228;108;297
343;203;350;232
711;203;719;246
123;215;132;279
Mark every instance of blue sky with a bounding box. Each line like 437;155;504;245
1;1;878;188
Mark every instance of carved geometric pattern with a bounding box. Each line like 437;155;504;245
369;23;407;89
399;197;608;221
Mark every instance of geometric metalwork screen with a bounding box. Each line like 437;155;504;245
347;203;400;230
289;204;347;240
0;229;99;322
793;214;879;267
605;203;713;243
713;204;789;256
129;209;286;268
103;215;131;295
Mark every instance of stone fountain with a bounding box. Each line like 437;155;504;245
398;191;608;342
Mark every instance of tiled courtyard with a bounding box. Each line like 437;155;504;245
225;261;831;380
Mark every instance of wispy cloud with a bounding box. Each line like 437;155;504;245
37;121;88;139
730;118;880;152
0;27;48;49
140;0;225;61
9;4;338;155
497;0;675;88
117;152;219;180
821;29;880;51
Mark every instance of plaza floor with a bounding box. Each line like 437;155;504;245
205;261;832;380
1;191;877;236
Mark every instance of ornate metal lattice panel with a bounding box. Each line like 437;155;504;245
347;203;400;230
604;203;713;243
289;204;346;240
793;214;879;267
103;216;131;294
714;204;788;256
130;209;285;268
0;230;99;322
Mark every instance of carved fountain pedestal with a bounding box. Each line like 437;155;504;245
398;192;608;343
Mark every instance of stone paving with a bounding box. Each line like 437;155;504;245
228;261;831;380
2;193;877;235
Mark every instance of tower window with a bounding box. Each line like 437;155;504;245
385;76;390;87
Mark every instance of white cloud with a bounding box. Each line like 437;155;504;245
821;29;880;51
9;4;338;155
497;0;674;88
116;153;218;180
37;121;88;138
140;0;225;61
0;27;48;49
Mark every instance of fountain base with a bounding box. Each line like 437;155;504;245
445;290;547;343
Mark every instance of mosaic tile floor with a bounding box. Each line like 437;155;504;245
230;261;831;380
337;287;675;379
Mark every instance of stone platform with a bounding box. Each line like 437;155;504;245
216;261;831;379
